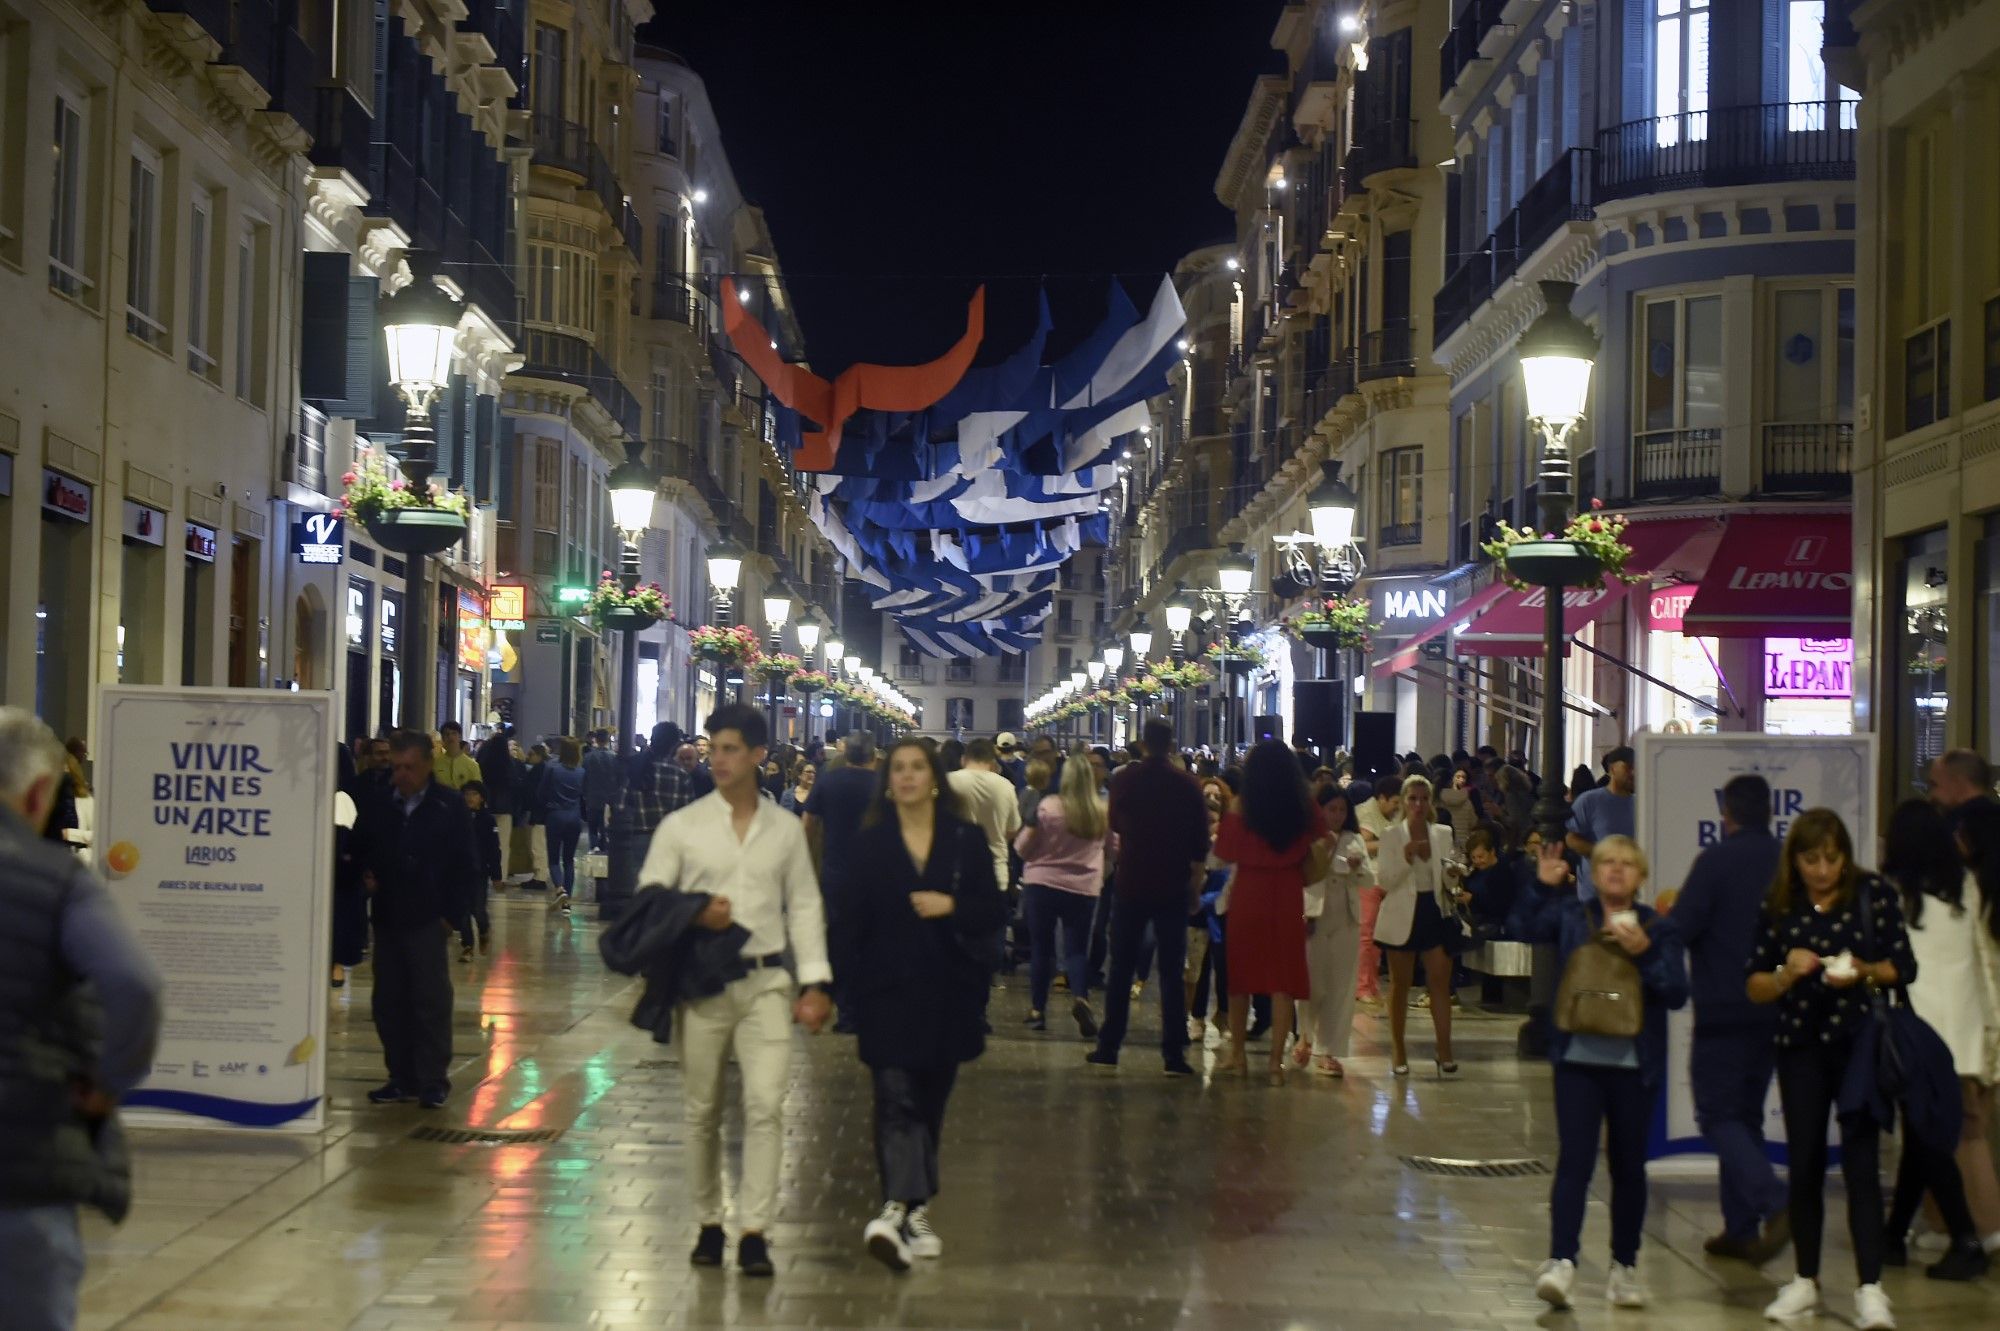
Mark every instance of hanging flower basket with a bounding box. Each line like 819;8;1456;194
588;571;671;631
339;446;471;555
753;652;803;682
791;669;830;695
690;624;762;666
1121;675;1164;704
1205;639;1271;673
1482;499;1634;592
1153;660;1214;691
1285;594;1376;652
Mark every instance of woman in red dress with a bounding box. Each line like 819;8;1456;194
1215;740;1330;1083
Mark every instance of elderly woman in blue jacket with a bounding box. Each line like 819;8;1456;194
1512;834;1689;1313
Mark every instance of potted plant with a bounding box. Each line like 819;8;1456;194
1481;498;1639;593
1285;594;1376;651
1122;673;1164;704
791;668;830;695
1205;639;1271;675
587;571;671;632
690;623;763;668
753;652;802;683
338;445;470;555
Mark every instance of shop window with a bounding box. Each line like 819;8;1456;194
125;144;166;349
49;83;92;301
38;484;93;740
119;505;166;684
1904;318;1951;432
1895;530;1951;802
227;537;260;687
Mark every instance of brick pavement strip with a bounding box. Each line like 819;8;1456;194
79;893;1999;1329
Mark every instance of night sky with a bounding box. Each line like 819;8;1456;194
641;2;1286;374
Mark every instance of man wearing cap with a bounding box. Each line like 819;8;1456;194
995;732;1026;789
1565;744;1637;902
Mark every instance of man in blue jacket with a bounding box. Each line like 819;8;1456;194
1669;773;1790;1264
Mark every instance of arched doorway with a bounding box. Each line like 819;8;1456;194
294;586;326;690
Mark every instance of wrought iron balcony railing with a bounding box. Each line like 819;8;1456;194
1594;101;1857;204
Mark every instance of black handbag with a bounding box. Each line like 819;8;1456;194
1838;878;1964;1154
945;824;1007;973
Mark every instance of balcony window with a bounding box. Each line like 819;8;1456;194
234;225;267;406
899;646;923;680
1654;0;1711;147
187;189;218;379
1986;297;2000;404
1635;294;1723;493
946;697;975;732
999;654;1025;683
1787;2;1859;132
1378;446;1422;546
1905;319;1952;433
1769;287;1855;462
656;91;677;155
125;145;165;349
49;85;91;301
947;659;973;683
531;23;565;122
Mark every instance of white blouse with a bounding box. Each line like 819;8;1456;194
1904;871;2000;1085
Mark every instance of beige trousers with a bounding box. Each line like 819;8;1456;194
1298;909;1362;1059
677;968;795;1233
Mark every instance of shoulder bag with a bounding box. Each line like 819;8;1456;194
1554;909;1645;1038
1839;877;1964;1154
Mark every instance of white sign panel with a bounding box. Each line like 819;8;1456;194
95;687;334;1131
1636;731;1876;1160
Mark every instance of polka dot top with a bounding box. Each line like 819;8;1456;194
1747;875;1917;1050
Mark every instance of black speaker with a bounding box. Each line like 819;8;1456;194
1292;680;1344;750
1253;712;1284;743
1352;710;1397;778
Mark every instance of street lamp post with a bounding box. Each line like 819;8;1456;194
1165;585;1195;741
762;591;793;744
705;538;745;703
607;439;657;756
796;616;821;749
1512;281;1601;843
1216;544;1255;764
1305;459;1362;748
1128;617;1154;725
376;254;466;733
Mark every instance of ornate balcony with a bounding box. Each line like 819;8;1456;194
1594;101;1857;204
1633;427;1723;499
1761;422;1854;492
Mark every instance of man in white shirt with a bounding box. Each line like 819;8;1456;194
637;704;832;1278
947;737;1022;893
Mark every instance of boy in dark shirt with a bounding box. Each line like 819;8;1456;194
461;781;502;960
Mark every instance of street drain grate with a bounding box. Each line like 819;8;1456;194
409;1125;565;1146
634;1059;674;1071
1402;1156;1551;1179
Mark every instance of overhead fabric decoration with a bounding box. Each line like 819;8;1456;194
726;276;1185;656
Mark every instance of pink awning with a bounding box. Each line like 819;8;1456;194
1454;517;1722;658
1681;512;1850;638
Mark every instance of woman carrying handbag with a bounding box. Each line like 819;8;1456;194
830;739;1008;1274
1375;773;1463;1077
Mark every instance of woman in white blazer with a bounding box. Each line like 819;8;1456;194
1295;786;1370;1077
1375;773;1464;1077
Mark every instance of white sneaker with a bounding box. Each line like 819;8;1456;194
1764;1276;1819;1320
1606;1263;1647;1309
904;1204;942;1258
1853;1284;1895;1331
1535;1258;1576;1308
864;1202;911;1272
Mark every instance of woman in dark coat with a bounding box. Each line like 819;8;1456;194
830;737;1007;1273
331;743;371;987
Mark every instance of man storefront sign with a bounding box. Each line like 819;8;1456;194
1368;577;1452;636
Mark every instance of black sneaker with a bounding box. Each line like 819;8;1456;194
738;1232;774;1277
366;1083;414;1104
1926;1238;1991;1282
1072;998;1099;1039
1163;1058;1196;1077
689;1224;725;1267
1023;1011;1046;1031
1084;1049;1118;1069
419;1089;447;1110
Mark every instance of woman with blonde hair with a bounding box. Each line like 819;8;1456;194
1014;745;1114;1036
1516;835;1688;1310
1375;773;1463;1076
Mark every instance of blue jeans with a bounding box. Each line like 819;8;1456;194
1550;1061;1652;1266
0;1204;83;1331
1025;884;1095;1012
1691;1023;1787;1241
1093;893;1191;1066
546;812;583;892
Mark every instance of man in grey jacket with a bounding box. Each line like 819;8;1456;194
0;708;163;1331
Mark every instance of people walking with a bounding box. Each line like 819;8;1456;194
603;723;702;924
516;743;553;889
1883;798;1995;1278
1748;809;1916;1331
1944;800;2000;1264
831;739;1006;1272
0;708;164;1331
1566;746;1635;901
804;732;882;1032
332;743;371;989
1516;835;1689;1311
582;730;622;849
540;738;587;915
1353;779;1401;1006
1375;773;1463;1077
1667;774;1791;1265
1294;786;1367;1078
781;758;817;815
946;738;1022;905
458;781;502;961
475;724;517;857
638;704;831;1278
354;731;482;1110
1089;719;1211;1075
1213;740;1329;1084
433;720;482;791
1014;745;1114;1036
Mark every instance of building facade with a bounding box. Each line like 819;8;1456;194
1850;0;2000;813
1411;0;1857;774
